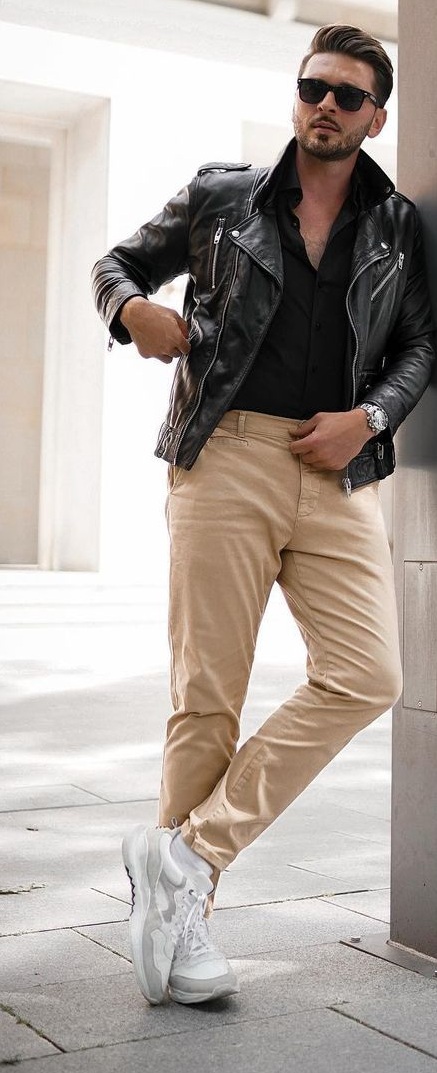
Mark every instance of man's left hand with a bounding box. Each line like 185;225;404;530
289;410;374;471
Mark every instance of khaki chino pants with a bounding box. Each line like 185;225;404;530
159;410;402;873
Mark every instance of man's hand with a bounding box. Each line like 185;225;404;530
289;410;374;470
120;297;191;364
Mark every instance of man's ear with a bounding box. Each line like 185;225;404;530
367;107;387;140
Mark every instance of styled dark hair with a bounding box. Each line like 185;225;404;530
298;24;393;107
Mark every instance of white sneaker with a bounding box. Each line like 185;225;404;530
122;825;217;1005
168;903;240;1004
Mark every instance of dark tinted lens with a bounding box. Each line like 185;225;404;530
334;85;365;111
298;79;327;104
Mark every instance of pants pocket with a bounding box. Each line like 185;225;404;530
167;464;185;493
208;427;248;447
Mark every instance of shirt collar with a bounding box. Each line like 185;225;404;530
278;142;301;194
277;140;363;212
253;137;394;211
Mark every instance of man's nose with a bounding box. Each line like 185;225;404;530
317;90;337;111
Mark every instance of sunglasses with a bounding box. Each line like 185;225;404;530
297;77;379;112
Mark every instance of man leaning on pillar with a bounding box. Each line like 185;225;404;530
92;23;435;1007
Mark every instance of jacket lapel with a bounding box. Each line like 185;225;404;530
227;209;284;290
349;211;391;284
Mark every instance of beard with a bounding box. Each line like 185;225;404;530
293;111;374;161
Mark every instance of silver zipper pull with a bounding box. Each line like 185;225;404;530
342;475;352;497
398;252;404;270
108;335;114;352
214;223;224;244
377;443;384;460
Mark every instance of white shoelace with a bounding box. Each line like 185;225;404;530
171;889;212;962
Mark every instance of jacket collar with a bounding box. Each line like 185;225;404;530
252;137;395;212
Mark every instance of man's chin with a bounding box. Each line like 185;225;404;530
305;138;340;158
301;135;355;162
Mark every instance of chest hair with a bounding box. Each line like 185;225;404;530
294;200;343;271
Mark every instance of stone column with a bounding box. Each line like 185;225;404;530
391;0;437;957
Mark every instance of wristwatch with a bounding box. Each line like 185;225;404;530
358;403;389;434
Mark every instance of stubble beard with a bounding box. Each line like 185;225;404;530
293;112;374;162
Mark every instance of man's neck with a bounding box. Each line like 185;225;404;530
295;145;359;205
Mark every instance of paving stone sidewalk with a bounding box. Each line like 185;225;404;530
1;578;437;1072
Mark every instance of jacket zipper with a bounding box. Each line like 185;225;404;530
210;217;226;290
157;303;203;455
370;251;404;302
343;245;391;496
224;248;282;403
180;258;282;464
173;247;242;463
172;177;259;464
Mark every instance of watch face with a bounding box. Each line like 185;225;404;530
373;411;387;432
362;404;387;433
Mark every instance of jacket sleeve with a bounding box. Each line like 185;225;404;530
91;179;194;344
363;212;436;433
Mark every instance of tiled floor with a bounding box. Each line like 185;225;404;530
1;575;436;1071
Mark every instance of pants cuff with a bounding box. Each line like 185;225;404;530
180;819;227;873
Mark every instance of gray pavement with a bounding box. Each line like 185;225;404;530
1;573;437;1071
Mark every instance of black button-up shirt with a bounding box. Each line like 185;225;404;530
232;156;361;418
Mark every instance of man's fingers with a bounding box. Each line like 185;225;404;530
171;339;191;358
175;312;190;336
131;303;191;360
289;434;314;455
292;417;318;439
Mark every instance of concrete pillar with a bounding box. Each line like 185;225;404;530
0;140;49;564
38;100;109;571
391;0;437;957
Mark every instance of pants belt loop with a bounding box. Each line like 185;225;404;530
237;411;246;438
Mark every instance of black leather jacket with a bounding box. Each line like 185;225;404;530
92;139;435;489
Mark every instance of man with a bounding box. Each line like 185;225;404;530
92;24;434;1007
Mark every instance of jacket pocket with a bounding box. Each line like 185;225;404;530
208;216;227;291
357;369;378;393
188;317;202;344
371;252;404;302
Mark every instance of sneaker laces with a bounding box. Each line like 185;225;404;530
172;888;212;962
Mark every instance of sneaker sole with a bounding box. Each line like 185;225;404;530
168;980;240;1004
122;826;174;1005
